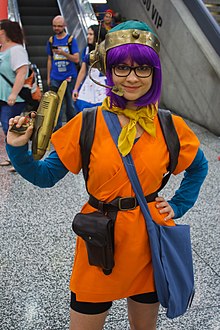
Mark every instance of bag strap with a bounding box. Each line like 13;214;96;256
79;107;98;190
67;35;73;54
102;110;156;228
1;67;35;87
157;109;180;192
67;35;81;72
0;72;33;104
48;35;54;56
0;72;13;87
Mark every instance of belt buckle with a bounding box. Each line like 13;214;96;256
118;197;137;211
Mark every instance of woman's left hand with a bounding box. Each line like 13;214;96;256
7;93;17;106
155;196;174;221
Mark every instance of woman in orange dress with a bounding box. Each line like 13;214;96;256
6;20;208;330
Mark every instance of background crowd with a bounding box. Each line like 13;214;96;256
0;6;124;172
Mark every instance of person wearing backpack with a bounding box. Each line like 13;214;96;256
0;19;29;171
46;15;79;130
6;20;208;329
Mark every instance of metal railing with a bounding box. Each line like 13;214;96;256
8;0;21;23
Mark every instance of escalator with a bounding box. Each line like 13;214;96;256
17;0;60;90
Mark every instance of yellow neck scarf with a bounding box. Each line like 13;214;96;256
101;97;158;156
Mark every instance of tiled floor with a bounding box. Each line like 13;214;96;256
0;118;219;330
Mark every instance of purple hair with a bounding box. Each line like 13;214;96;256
106;43;162;108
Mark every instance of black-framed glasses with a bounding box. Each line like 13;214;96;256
113;64;153;78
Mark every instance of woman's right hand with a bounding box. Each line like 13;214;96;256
7;114;35;147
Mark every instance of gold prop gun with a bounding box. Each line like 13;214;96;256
10;80;67;160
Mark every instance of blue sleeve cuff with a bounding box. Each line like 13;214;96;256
168;148;208;219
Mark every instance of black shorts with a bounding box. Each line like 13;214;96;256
70;291;158;315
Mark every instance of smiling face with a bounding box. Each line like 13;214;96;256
112;59;153;107
106;43;161;109
87;28;95;45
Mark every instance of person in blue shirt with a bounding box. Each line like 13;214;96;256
46;15;79;130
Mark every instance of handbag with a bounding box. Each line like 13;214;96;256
103;110;195;319
72;211;115;275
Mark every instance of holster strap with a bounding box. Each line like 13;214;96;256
88;192;158;213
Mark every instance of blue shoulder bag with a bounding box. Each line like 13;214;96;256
103;110;195;319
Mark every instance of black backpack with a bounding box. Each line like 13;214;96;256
80;107;180;192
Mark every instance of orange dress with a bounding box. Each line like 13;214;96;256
51;106;199;303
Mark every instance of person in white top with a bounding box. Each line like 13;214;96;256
72;24;107;113
0;19;29;169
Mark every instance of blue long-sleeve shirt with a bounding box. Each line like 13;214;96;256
6;144;208;219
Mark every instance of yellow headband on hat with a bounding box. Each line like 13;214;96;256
105;28;160;54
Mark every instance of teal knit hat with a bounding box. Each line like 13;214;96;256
109;20;156;36
105;20;160;54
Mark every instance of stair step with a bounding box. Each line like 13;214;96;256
26;45;47;57
23;25;53;35
18;0;58;7
19;6;59;16
25;35;49;46
29;56;47;68
17;0;62;85
21;16;56;25
39;68;47;77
